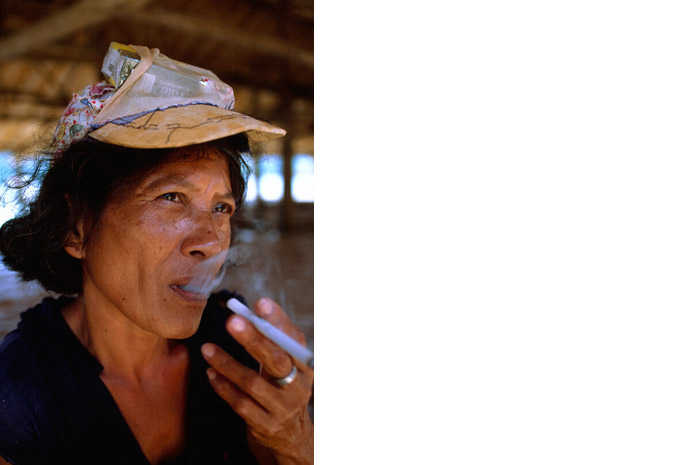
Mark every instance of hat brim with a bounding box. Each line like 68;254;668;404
89;104;286;148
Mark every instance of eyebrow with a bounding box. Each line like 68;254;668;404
141;174;235;200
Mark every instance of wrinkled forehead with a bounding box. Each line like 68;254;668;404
110;143;231;203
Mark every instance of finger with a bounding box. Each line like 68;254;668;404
202;343;290;408
250;298;312;379
203;340;313;405
226;314;296;379
254;298;307;346
205;367;275;432
203;344;313;432
260;364;315;405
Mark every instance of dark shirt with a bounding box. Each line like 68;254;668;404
0;290;260;465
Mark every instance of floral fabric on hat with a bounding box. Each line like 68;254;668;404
53;81;116;153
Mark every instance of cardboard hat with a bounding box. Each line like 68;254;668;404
54;43;286;152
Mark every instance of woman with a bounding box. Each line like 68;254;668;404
0;44;313;465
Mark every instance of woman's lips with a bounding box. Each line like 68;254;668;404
169;284;208;303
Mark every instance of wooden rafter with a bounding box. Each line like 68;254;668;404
0;0;154;62
120;9;314;69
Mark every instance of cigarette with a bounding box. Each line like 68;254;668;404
226;298;314;369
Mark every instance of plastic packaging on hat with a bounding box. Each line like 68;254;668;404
52;43;282;153
95;45;236;125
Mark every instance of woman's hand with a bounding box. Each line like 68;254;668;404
202;298;314;465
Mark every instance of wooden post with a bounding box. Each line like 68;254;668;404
278;0;294;232
280;128;293;231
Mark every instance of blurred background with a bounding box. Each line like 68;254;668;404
0;0;314;349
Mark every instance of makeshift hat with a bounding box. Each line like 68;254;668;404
54;43;286;153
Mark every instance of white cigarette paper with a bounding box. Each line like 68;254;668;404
226;298;314;368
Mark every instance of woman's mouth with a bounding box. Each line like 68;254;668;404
169;284;209;302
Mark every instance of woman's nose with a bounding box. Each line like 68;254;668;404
180;210;227;259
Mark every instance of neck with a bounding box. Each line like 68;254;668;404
62;294;181;385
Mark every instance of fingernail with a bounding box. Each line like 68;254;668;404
259;299;273;316
201;344;215;357
207;368;216;380
230;316;245;332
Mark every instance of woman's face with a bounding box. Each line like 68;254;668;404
73;149;235;339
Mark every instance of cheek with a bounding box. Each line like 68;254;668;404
134;211;189;244
217;219;232;243
121;206;233;257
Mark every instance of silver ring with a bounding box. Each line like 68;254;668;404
273;365;298;387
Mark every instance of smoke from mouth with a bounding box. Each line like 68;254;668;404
180;246;251;294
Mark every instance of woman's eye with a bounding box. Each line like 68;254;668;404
214;202;234;214
159;192;181;202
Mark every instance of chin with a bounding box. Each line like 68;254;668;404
156;307;205;339
164;325;199;340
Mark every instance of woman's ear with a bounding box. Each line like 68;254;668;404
64;219;86;259
63;195;86;259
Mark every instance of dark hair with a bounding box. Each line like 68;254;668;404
0;134;251;295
